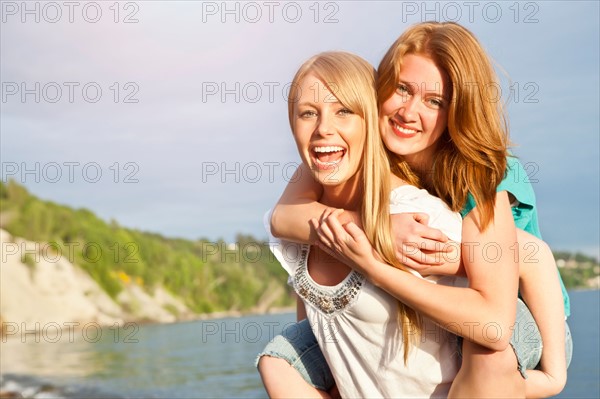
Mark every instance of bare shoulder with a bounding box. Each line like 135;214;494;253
390;173;407;190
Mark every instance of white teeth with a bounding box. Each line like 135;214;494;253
314;146;344;153
393;122;418;134
315;158;341;166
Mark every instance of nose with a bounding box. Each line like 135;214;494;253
316;113;334;136
398;96;418;123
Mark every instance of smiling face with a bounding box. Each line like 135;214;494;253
292;73;366;187
379;54;450;172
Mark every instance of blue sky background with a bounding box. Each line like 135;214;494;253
1;1;598;257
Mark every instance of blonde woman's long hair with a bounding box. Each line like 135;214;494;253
288;51;422;363
378;22;509;229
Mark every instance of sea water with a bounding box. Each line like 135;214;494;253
1;290;598;398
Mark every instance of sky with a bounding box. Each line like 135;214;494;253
1;0;599;258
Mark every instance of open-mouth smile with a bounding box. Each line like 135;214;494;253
311;145;347;170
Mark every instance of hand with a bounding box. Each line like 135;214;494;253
391;213;451;272
310;209;381;278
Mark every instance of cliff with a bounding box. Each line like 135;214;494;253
0;228;193;330
0;180;294;320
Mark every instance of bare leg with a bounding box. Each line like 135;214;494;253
448;339;525;398
517;230;567;397
257;356;332;399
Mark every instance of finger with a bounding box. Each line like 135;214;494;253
418;251;446;265
414;224;449;243
310;218;320;229
318;210;333;240
312;218;332;248
325;212;351;244
344;221;366;242
319;208;338;234
310;218;320;242
331;208;345;219
395;255;424;271
397;243;420;264
319;209;331;226
406;238;452;253
318;218;336;246
324;208;344;230
399;245;444;266
310;218;319;244
317;235;333;250
389;213;448;243
412;212;430;226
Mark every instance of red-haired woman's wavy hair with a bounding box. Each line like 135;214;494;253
378;21;510;230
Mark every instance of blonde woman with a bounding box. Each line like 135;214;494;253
259;50;469;398
260;22;571;398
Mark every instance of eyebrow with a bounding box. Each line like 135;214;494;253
398;79;445;96
296;100;342;107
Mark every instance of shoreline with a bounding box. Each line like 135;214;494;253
0;306;296;341
5;288;600;337
3;287;598;339
193;305;295;320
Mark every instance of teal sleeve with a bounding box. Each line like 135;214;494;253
460;157;540;238
459;194;476;219
498;157;541;238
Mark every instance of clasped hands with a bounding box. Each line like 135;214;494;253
310;209;454;277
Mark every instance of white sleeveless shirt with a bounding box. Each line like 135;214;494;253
266;185;468;398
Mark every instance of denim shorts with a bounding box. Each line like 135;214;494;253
457;298;573;378
255;300;573;389
256;319;335;391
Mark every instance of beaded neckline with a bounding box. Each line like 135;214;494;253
293;245;364;317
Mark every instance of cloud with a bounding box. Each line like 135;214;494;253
1;1;598;256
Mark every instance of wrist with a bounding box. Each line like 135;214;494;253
368;259;392;288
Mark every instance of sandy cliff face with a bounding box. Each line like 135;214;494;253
0;229;192;330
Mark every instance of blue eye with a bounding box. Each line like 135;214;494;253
426;98;443;108
299;110;317;118
338;108;353;115
396;84;409;95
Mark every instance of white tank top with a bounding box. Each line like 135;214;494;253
266;185;468;398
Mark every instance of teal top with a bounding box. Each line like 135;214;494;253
460;156;571;317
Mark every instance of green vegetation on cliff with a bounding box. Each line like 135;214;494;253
554;252;600;290
1;181;597;317
0;180;294;314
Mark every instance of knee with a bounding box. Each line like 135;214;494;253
257;355;289;377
